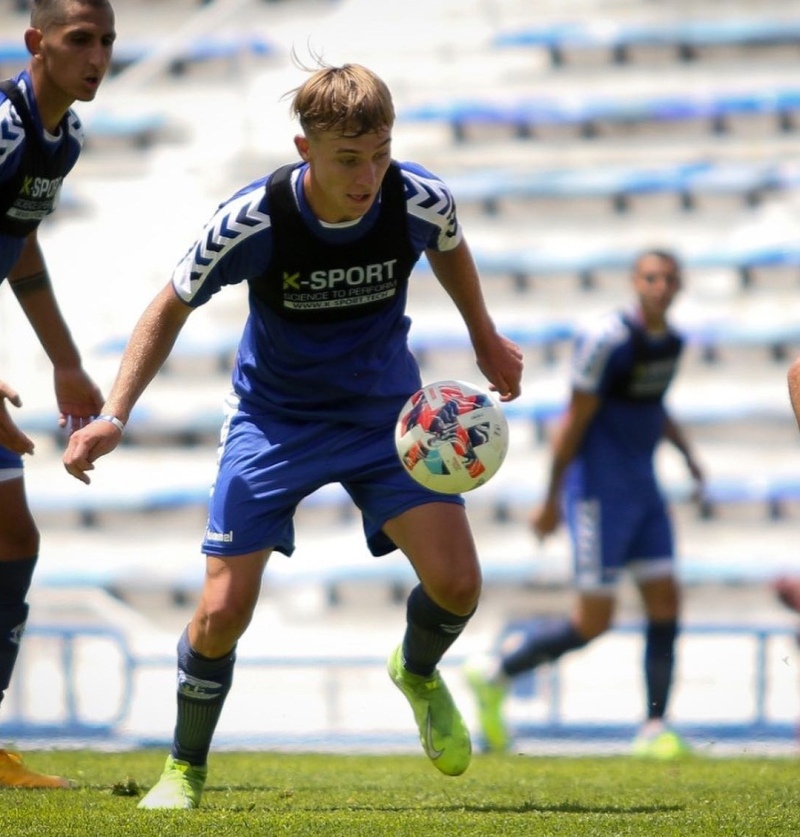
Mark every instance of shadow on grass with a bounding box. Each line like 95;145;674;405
212;799;685;816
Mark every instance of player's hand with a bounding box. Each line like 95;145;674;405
773;576;800;614
685;456;705;504
0;379;35;455
530;500;560;540
477;334;524;402
63;420;121;484
53;366;105;434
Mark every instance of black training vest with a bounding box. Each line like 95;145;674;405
605;313;683;403
250;162;419;324
0;79;71;237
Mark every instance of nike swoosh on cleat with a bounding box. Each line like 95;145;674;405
424;709;444;759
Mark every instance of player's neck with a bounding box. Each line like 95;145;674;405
635;305;668;334
28;68;72;133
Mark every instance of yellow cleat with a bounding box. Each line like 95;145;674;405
388;645;471;776
0;749;73;789
632;728;692;760
138;755;207;810
464;662;511;753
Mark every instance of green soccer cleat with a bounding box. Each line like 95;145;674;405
632;727;692;760
137;755;208;810
388;645;471;776
464;662;511;753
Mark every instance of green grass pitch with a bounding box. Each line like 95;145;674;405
1;750;798;836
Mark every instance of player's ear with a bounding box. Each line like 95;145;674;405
24;27;43;58
25;26;42;55
294;135;310;161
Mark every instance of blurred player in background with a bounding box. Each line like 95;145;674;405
466;249;703;758
63;61;523;808
0;0;114;788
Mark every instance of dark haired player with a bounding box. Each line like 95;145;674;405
0;0;114;789
467;249;703;758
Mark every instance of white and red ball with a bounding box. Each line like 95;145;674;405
395;379;509;494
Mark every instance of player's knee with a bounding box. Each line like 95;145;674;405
577;623;607;643
0;555;38;606
435;573;481;616
0;518;39;560
573;613;612;641
195;601;253;645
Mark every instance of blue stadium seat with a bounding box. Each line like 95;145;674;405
469;241;800;291
494;16;800;67
465;469;798;525
688;320;800;362
110;33;275;74
502;392;789;444
82;109;168;149
0;40;27;65
28;478;351;529
94;328;239;374
447;160;783;214
400;85;800;142
1;33;275;76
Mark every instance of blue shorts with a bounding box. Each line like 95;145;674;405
202;405;464;558
0;444;23;470
564;486;673;589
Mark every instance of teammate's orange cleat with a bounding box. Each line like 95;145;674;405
0;749;73;789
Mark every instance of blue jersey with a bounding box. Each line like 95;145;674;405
171;160;462;426
0;70;83;277
566;309;684;494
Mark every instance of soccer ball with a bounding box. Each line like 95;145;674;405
395;379;509;494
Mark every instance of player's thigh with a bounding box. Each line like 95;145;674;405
628;497;674;564
205;411;328;557
200;551;271;615
629;500;679;619
191;550;272;655
0;472;38;559
383;502;481;612
564;495;629;589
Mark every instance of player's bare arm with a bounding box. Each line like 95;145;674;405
8;233;81;371
426;241;523;401
532;389;600;538
63;282;193;483
789;355;800;430
8;232;104;430
662;412;704;485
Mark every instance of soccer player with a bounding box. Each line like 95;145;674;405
0;0;115;788
466;249;703;758
63;62;524;808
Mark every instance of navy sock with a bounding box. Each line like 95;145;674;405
644;619;677;720
501;616;587;678
402;585;474;677
0;556;37;704
172;627;236;766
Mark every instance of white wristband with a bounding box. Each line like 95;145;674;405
94;414;125;432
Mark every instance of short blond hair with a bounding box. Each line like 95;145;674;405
290;63;395;137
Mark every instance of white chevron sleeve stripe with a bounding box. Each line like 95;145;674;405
173;190;270;302
402;168;460;251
